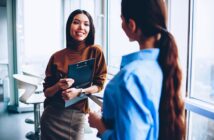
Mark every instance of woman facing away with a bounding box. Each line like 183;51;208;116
40;9;107;140
89;0;185;140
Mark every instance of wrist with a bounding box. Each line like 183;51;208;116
56;82;61;91
77;88;85;96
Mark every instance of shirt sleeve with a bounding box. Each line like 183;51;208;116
101;74;154;140
43;55;62;92
93;47;107;92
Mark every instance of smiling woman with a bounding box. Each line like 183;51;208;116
40;9;107;140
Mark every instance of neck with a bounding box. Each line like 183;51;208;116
138;36;156;50
67;40;86;51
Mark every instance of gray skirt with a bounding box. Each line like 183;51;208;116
40;105;85;140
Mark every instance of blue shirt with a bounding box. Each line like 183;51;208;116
101;48;163;140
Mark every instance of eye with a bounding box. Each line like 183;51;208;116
84;23;89;26
72;20;80;24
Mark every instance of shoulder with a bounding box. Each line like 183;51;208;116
50;48;67;59
118;60;162;87
88;44;103;53
125;60;161;77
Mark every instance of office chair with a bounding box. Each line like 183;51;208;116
13;74;45;140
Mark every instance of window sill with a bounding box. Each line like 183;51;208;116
185;98;214;120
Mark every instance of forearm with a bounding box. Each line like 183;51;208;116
44;83;59;97
82;85;99;95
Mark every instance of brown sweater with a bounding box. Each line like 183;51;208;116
43;44;107;112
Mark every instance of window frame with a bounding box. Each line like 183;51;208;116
185;0;214;119
185;0;214;139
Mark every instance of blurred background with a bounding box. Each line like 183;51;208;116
0;0;214;140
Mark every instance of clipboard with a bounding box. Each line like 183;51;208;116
68;58;95;88
65;58;95;107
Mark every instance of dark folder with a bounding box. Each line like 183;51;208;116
65;58;95;107
68;58;95;88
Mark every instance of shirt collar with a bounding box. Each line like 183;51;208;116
120;48;160;69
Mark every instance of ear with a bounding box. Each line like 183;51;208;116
128;19;137;33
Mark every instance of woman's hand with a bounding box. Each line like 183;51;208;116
57;78;74;90
61;87;81;100
88;111;106;134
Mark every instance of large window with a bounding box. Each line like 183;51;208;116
186;0;214;139
12;0;63;108
0;6;8;64
190;0;214;104
16;0;63;77
0;5;9;102
107;0;138;74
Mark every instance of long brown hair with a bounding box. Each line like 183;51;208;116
121;0;185;139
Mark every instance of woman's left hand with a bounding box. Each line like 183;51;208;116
88;111;106;134
61;88;80;100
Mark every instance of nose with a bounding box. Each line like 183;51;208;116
79;23;84;29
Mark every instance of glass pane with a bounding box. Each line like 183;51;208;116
16;0;63;77
0;6;8;64
189;112;214;140
0;5;9;100
108;0;138;68
81;0;104;46
191;0;214;104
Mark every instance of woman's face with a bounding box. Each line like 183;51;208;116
70;13;90;42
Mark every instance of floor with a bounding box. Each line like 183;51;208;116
0;101;100;140
0;109;34;140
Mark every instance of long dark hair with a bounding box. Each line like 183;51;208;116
121;0;185;139
66;9;95;47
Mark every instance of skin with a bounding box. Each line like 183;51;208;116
70;13;90;42
44;13;99;100
88;15;161;135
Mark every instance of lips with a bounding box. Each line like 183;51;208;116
70;29;87;40
76;31;85;37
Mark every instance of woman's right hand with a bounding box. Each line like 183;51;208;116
57;78;74;90
44;78;74;97
88;111;106;134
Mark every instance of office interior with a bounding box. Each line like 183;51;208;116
0;0;214;140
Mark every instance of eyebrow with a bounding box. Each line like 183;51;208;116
73;18;89;23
